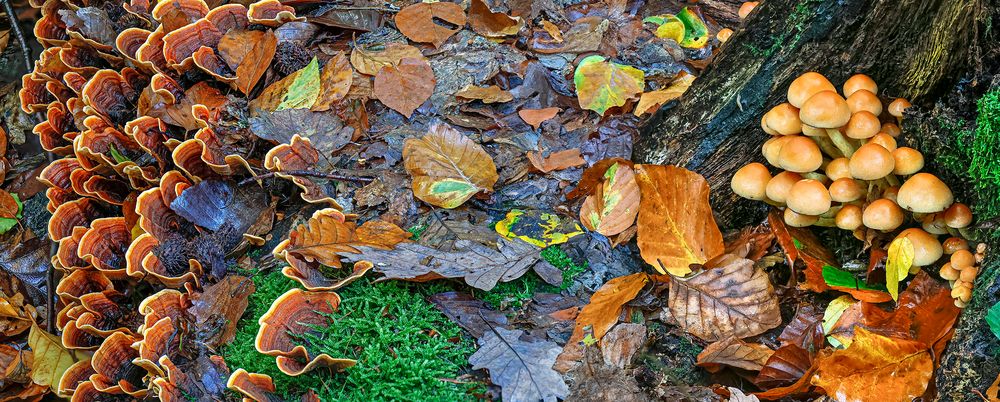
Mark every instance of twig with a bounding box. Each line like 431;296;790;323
239;170;376;186
2;0;32;73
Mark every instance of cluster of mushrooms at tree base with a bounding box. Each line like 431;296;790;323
732;71;985;307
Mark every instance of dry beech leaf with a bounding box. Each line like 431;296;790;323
394;2;466;47
217;29;278;95
374;57;435;118
349;42;425;76
633;73;696;116
573;55;645;116
518;107;560;129
667;255;781;341
579;162;640;236
526;149;586;173
696;336;774;372
403;122;498;208
541;20;563;43
311;51;353;111
557;273;648;371
28;323;80;393
811;327;933;402
470;327;569;402
568;158;634;200
600;323;646;369
0;191;17;219
251;57;320;112
189;275;255;348
468;0;524;37
455;84;513;103
635;164;724;276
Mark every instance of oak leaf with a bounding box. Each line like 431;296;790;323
394;2;466;47
403;122;498;208
696;336;774;372
373;57;435;118
217;29;278;95
28;323;81;393
470;327;569;402
468;0;524;37
634;164;724;276
573;55;644;116
810;328;933;402
579;162;639;236
349;42;425;76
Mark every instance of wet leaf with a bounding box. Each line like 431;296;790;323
190;275;255;348
311;51;353;111
428;292;508;339
403;122;497;208
0;293;32;337
579;162;639;236
811;328;933;402
568;158;634;200
0;191;19;219
218;29;278;95
518;107;560;129
169;180;268;233
820;265;891;303
886;236;914;301
28;323;80;393
526;149;586;173
573;55;644;116
468;0;524;37
374;57;435;118
768;209;840;293
633;74;696;116
676;7;709;48
571;273;648;343
600;323;646;369
635;165;724;276
349;42;425;76
455;84;513;104
697;336;774;372
756;345;814;389
394;2;466;47
822;295;856;348
470;327;569;402
495;209;583;247
643;14;684;43
252;57;321;112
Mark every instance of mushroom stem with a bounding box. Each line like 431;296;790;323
814;217;837;227
814;135;843;158
825;129;856;157
947;227;961;238
801;172;829;182
885;173;900;187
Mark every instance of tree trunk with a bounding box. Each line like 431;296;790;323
634;0;1000;398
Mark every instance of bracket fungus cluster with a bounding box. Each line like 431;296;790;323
731;72;984;307
21;0;373;398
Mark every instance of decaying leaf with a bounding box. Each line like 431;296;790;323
470;327;569;402
518;107;560;129
428;292;508;339
696;336;774;372
0;191;18;219
574;55;645;116
811;328;933;402
217;29;278;94
394;2;466;47
0;293;32;337
579;162;640;236
600;323;647;369
468;0;524;37
374;57;435;118
252;57;321;112
311;51;353;111
349;42;425;76
886;236;914;301
635;165;724;276
557;273;649;371
526;149;586;173
455;85;513;104
633;74;696;116
495;209;583;247
28;323;81;393
667;255;781;341
403;123;498;208
190;275;255;348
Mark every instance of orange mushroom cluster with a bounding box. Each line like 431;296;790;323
731;72;984;307
940;242;987;307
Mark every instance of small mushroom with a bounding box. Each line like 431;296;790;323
943;202;972;228
784;208;818;227
842;73;878;97
777;136;823;172
786;179;831;216
835;204;863;230
942;237;969;254
825;157;851;181
762;136;790;165
867;132;897;152
959;266;978;283
765;171;803;204
829;178;864;202
764;103;802;135
844;111;881;139
788;72;837;108
731;163;771;200
798;90;854;156
891;147;924;175
849;143;895;180
938;263;960;281
738;2;759;19
761;115;777;135
921;213;949;235
895;228;943;266
845;89;883;116
950;249;976;269
897;173;954;213
717;28;734;43
862;198;904;231
888;98;912;119
881;122;901;137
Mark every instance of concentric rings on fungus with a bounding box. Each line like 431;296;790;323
255;288;357;376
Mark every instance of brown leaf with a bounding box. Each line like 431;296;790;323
755;344;814;389
0;293;31;337
635;165;724;276
579;162;639;236
633;73;696;116
0;191;17;219
311;52;353;111
568;158;633;200
403;122;498;208
558;273;648;371
696;336;774;372
470;327;569;401
218;29;278;95
668;255;781;341
811;328;933;402
518;107;560;129
468;0;524;37
526;149;586;173
768;209;853;297
349;42;425;76
394;2;466;47
986;373;999;401
455;84;513;103
190;275;255;348
600;323;646;369
373;57;435;118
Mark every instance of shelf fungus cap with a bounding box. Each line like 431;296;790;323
862;198;905;231
888;98;912;118
777;136;823;172
784;208;818;227
788;72;837;108
829;178;864;202
896;228;943;266
845;111;881;139
842;74;878;98
891;147;924;175
849;143;895;180
897;173;954;213
846;89;883;116
764;103;802;135
944;202;972;228
799;90;851;129
731;163;772;200
765;171;802;204
786;179;831;216
835;204;863;230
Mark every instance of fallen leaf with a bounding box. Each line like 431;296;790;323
886;236;914;301
579;162;639;236
568;158;634;200
810;328;933;402
349;42;425;76
526;149;586;173
470;327;569;402
394;2;466;47
768;209;842;294
455;84;513;103
633;74;695;116
668;255;781;341
573;55;644;116
518;107;560;129
169;180;268;233
0;293;31;337
217;29;278;94
428;292;509;339
190;275;255;348
311;51;353;111
822;295;858;348
600;323;646;369
530;17;608;54
468;0;524;37
696;336;774;372
557;273;648;371
644;14;685;43
676;7;709;48
820;265;891;303
250;109;353;152
252;57;321;112
729;387;762;402
495;209;583;247
755;345;814;389
0;191;18;219
28;323;80;393
403;122;498;208
635;165;724;276
540;20;562;42
374;57;435;118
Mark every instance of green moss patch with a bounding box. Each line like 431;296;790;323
481;246;588;309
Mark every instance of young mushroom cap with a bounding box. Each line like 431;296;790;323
777;136;823;172
845;89;883;116
844;111;881;139
944;202;972;228
921;213;949;235
761;115;777;135
762;136;794;166
881;122;902;137
835;204;863;230
717;28;734;43
891;147;924;175
942;237;969;254
867;132;897;152
959;266;978;283
784;208;818;227
799;91;851;128
788;72;837;108
849;143;895;180
863;198;905;231
896;227;943;266
825;157;851;181
738;1;759;19
897;173;954;213
950;249;976;269
829;178;864;202
842;74;878;98
765;171;803;204
786;179;831;216
765;103;803;135
731;163;772;200
939;263;960;281
888;98;912;117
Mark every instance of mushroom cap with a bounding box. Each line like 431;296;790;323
862;198;905;231
897;173;954;213
959;266;978;282
762;136;793;166
881;122;901;137
777;136;823;172
939;263;960;281
896;227;943;266
786;179;831;216
765;171;802;204
731;163;772;200
825;157;851;181
943;202;972;228
888;98;912;117
783;208;818;227
843;74;878;98
761;115;777;135
738;1;759;19
891;147;924;175
845;89;883;116
788;72;836;108
867;132;897;152
799;90;851;128
849;143;895;180
765;103;802;135
717;28;734;42
829;178;864;202
921;213;949;235
844;111;881;139
801;124;826;137
942;237;969;254
835;204;863;230
950;249;976;269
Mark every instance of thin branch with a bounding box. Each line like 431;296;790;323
2;0;32;73
239;169;376;186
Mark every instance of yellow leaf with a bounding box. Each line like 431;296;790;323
495;209;583;247
822;295;857;348
573;55;645;116
403;123;498;208
633;74;696;116
886;237;915;302
28;323;81;394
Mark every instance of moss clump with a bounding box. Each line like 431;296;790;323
936;90;1000;222
481;246;588;309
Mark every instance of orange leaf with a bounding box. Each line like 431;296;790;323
373;57;435;118
403;122;498;208
217;29;278;95
810;328;933;402
311;51;353;112
454;84;513;104
349;42;425;76
696;336;774;372
518;107;560;129
0;191;17;219
556;273;648;371
394;2;466;47
632;73;695;116
634;164;724;276
526;149;585;173
567;158;633;200
579;162;639;236
768;209;840;294
468;0;524;37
